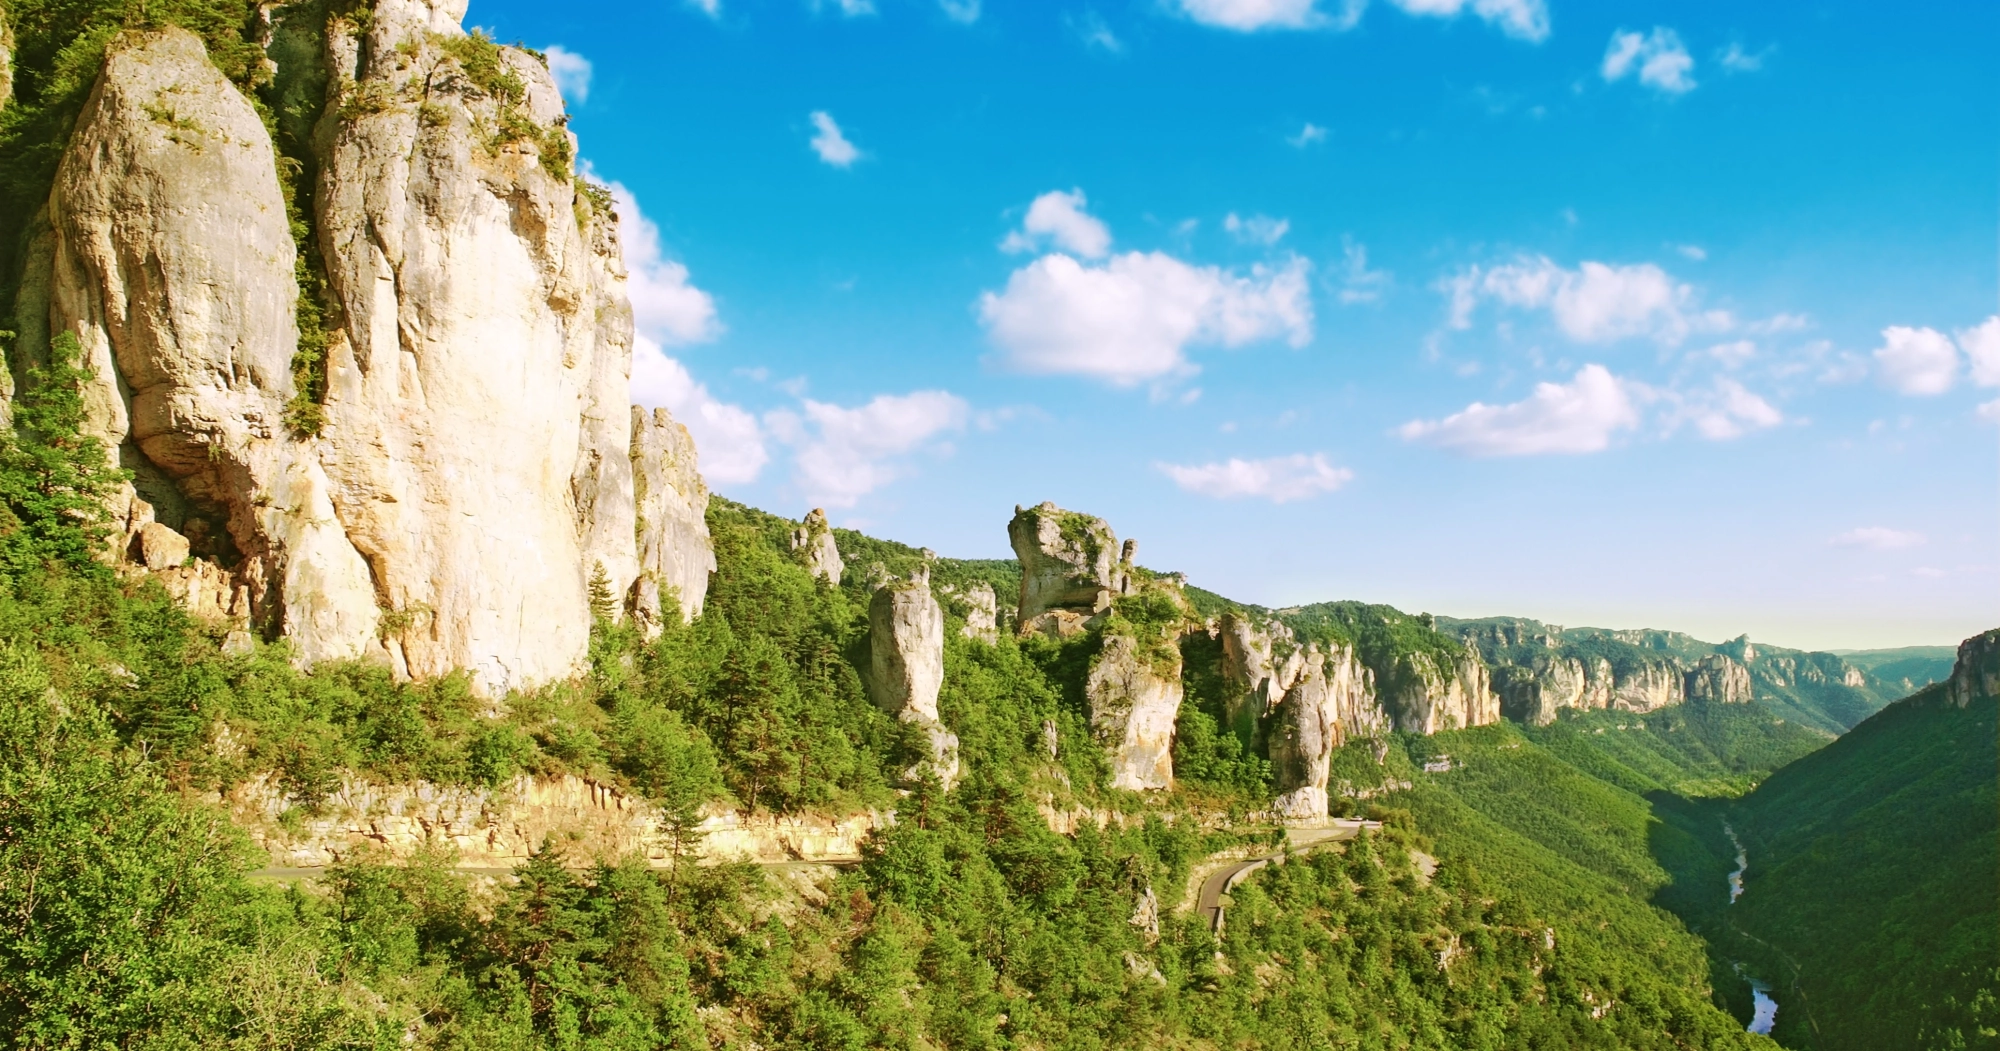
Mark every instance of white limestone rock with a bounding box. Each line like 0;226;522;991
1685;654;1754;705
940;581;1000;643
1087;632;1183;792
868;567;959;787
1268;642;1380;820
791;507;843;585
631;406;714;631
1008;501;1130;635
1609;658;1685;712
1379;647;1500;734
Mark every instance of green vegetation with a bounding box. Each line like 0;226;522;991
1728;684;1999;1050
1834;645;1957;695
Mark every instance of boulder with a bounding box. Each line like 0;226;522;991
1008;501;1129;634
1087;632;1182;791
137;521;190;571
791;507;843;584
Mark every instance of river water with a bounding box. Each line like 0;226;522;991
1723;822;1778;1036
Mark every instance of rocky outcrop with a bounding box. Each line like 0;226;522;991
791;507;843;585
630;407;714;631
1609;658;1684;712
1946;629;2000;708
227;771;887;867
1378;648;1499;734
1009;501;1131;637
940;581;1000;643
1494;655;1590;726
1088;633;1182;792
1685;654;1753;705
868;567;959;787
15;11;716;694
1267;642;1379;820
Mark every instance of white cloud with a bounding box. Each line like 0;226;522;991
543;46;591;104
938;0;981;23
1672;377;1783;440
1674;243;1707;261
609;182;721;346
630;338;768;486
1602;27;1696;94
1448;256;1701;344
1002;189;1113;259
1830;527;1926;551
1159;453;1353;502
1717;41;1771;72
979;252;1313;385
808;111;861;168
1336;236;1390;304
1073;10;1121;50
1706;340;1756;369
1981;399;2000;425
1873;325;1958;395
1172;0;1347;32
813;0;876;15
1398;364;1641;456
766;391;969;507
1957;316;2000;387
1288;122;1329;147
687;0;721;18
1224;212;1290;246
1385;0;1549;43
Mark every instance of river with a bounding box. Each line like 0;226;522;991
1724;822;1778;1036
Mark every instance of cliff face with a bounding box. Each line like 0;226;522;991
1087;632;1182;792
14;10;715;694
1947;629;2000;708
1378;648;1499;734
1685;654;1753;705
1266;642;1379;820
867;567;960;787
1009;501;1131;637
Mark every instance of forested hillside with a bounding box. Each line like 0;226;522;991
1727;675;1999;1051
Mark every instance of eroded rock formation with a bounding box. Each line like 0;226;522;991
12;11;715;695
1685;654;1754;705
1088;632;1183;792
1947;629;2000;708
1266;642;1379;820
1009;501;1131;637
792;507;843;585
868;567;960;787
940;581;1000;643
1379;648;1500;734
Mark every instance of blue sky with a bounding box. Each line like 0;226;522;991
471;0;1996;650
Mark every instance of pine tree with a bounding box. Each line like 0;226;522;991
0;331;128;576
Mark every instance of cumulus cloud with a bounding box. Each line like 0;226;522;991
543;46;591;103
1830;527;1926;551
1224;213;1290;246
1873;325;1958;395
1705;340;1756;369
979;252;1313;385
765;391;970;507
1398;364;1640;456
1958;315;2000;387
808;111;861;168
1002;189;1113;258
1288;122;1329;147
1602;27;1696;94
609;183;722;345
1446;256;1705;344
1159;453;1353;502
1670;378;1783;440
1385;0;1549;43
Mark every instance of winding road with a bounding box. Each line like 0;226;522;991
1195;820;1379;933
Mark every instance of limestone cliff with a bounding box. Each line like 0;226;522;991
939;580;1000;643
1265;642;1379;820
1009;501;1131;637
1946;628;2000;708
1684;654;1753;705
791;507;843;584
867;567;959;787
11;9;716;694
1087;632;1182;792
1377;648;1499;734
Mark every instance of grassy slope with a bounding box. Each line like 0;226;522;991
1729;685;1999;1051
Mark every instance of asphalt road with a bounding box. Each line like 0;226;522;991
1196;821;1378;933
